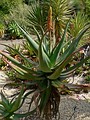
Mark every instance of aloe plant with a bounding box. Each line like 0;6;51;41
0;87;24;120
69;12;90;47
0;6;90;120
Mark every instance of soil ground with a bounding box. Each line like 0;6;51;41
0;39;25;51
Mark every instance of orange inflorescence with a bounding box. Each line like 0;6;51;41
47;6;53;31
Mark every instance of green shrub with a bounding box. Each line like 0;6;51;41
85;75;90;83
0;23;5;38
7;22;23;39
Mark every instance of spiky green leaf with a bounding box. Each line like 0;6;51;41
4;60;42;80
38;36;52;72
0;51;35;74
48;25;90;80
56;25;90;66
10;86;24;112
50;19;70;66
1;44;37;66
0;92;10;111
15;22;39;55
61;57;90;76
